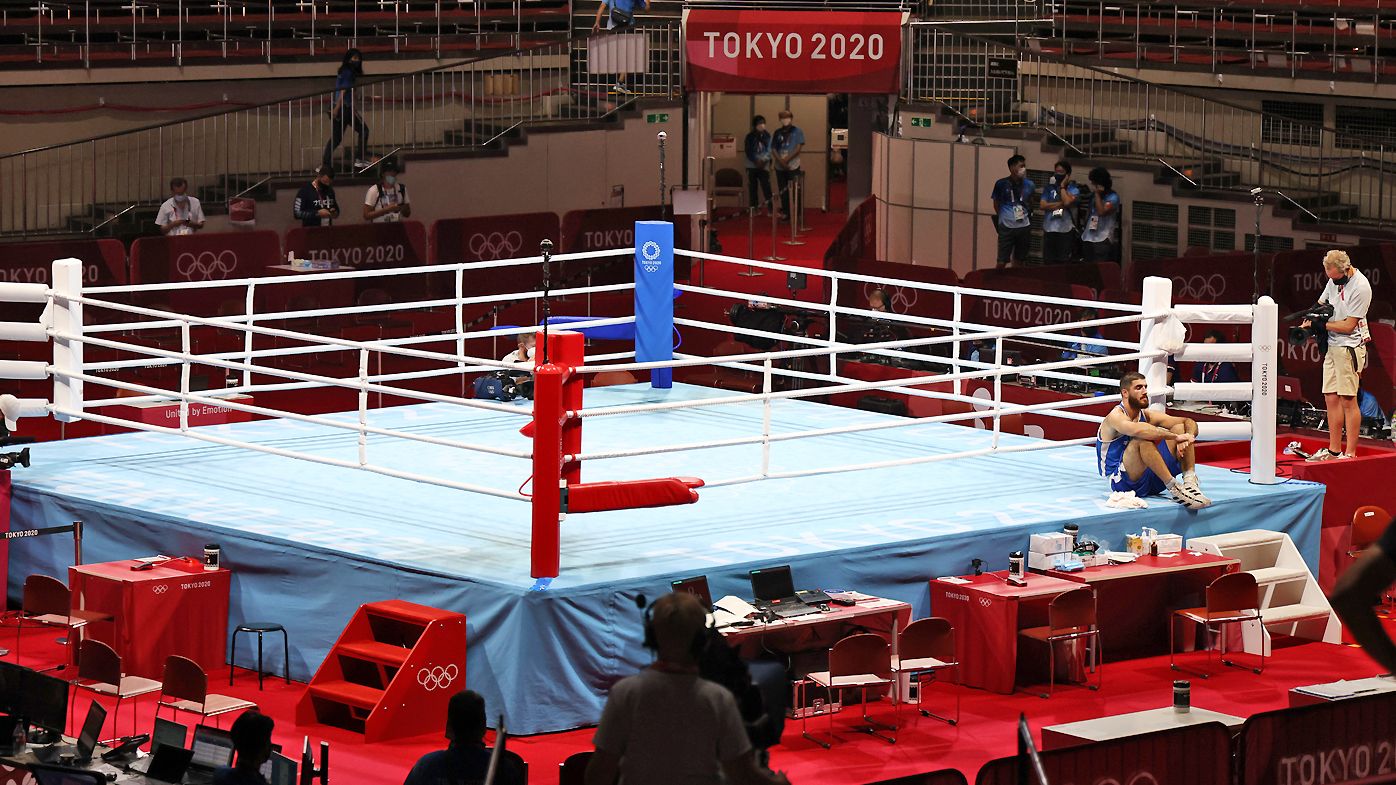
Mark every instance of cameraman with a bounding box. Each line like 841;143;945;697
1305;250;1373;461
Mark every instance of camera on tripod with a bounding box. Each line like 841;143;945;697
1287;302;1335;354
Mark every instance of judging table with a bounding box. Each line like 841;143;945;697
930;571;1083;694
932;553;1240;694
1290;676;1396;707
69;559;232;680
717;594;913;661
1040;552;1239;660
1040;706;1246;750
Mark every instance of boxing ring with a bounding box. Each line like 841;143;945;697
0;223;1320;734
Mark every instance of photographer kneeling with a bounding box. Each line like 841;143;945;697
1304;250;1372;461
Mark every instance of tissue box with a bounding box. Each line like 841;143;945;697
1153;533;1183;554
289;257;337;271
1030;532;1074;554
1029;552;1066;570
1127;532;1183;555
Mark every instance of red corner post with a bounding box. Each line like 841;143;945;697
530;330;585;579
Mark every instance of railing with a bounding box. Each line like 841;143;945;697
925;0;1396;84
907;24;1396;226
1;0;572;68
0;24;682;236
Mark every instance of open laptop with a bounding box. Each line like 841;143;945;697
671;575;713;608
748;566;818;619
127;718;191;776
184;724;235;785
140;744;196;784
34;701;106;765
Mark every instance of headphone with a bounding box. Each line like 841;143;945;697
640;594;712;661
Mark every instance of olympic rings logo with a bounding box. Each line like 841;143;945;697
175;250;238;281
1172;273;1226;302
417;663;459;692
467;231;523;259
640;240;663;274
151;584;169;594
861;283;918;313
978;597;993;607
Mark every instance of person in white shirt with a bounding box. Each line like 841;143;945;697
1304;249;1373;461
363;161;412;223
585;592;789;785
155;177;206;236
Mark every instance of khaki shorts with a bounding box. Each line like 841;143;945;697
1322;345;1367;396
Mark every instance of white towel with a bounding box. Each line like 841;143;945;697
1106;490;1148;509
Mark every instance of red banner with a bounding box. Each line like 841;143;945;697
285;220;427;270
1240;693;1396;785
685;10;903;94
978;723;1231;785
1270;244;1396;317
431;212;561;264
129;230;283;318
1130;252;1261;305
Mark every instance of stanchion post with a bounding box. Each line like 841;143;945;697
766;196;786;262
784;175;805;247
740;207;762;277
1250;296;1279;483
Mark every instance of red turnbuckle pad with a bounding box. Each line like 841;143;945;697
567;477;705;513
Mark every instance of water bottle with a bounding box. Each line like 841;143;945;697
1173;680;1190;713
203;543;221;571
1064;523;1080;550
12;718;26;756
1008;551;1025;583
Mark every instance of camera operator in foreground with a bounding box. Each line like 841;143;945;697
1302;250;1372;461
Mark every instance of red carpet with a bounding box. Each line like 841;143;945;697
11;614;1396;785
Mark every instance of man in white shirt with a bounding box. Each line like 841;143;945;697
155;177;206;236
363;161;412;223
1304;249;1373;461
586;592;789;785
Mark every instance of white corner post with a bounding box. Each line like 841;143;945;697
1138;275;1173;412
51;258;85;423
1250;295;1279;484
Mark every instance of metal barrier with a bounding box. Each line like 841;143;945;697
0;24;682;237
1;0;571;67
907;24;1396;227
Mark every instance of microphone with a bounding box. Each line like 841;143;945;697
634;594;648;610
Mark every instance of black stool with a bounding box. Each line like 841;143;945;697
229;622;289;689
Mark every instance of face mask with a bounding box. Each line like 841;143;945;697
174;194;189;204
384;175;397;186
756;125;766;132
1334;274;1351;286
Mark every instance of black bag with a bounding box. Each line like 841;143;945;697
609;5;635;28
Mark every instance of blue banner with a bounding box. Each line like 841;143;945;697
634;221;674;389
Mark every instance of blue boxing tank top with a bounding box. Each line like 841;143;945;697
1096;404;1143;479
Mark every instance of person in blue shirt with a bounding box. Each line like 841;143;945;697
322;48;370;170
1359;388;1387;426
743;115;773;214
991;154;1035;268
590;0;649;93
403;690;524;785
1081;166;1121;263
771;110;805;222
213;711;272;785
1189;330;1240;384
1039;160;1080;264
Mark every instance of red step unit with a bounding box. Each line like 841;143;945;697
296;599;466;743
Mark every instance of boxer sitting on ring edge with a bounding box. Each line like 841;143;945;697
1096;371;1211;509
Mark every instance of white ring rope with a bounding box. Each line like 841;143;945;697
677;248;1146;313
84;248;636;294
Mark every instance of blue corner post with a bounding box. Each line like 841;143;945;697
634;221;674;389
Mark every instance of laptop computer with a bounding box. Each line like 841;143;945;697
1278;375;1305;402
151;717;189;756
184;724;235;785
34;701;106;765
141;744;196;784
748;566;817;619
258;751;297;785
671;575;713;608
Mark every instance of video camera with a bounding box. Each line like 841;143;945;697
1287;302;1336;354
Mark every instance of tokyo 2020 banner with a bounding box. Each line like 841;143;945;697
684;10;904;94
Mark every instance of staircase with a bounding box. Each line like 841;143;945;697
296;599;467;743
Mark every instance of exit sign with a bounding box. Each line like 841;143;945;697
909;116;933;128
646;113;670;123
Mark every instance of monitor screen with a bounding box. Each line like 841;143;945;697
0;661;27;715
671;576;712;608
267;752;297;785
152;717;188;755
189;725;235;770
76;701;107;761
18;671;69;733
749;566;795;602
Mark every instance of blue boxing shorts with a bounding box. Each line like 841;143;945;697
1107;440;1182;497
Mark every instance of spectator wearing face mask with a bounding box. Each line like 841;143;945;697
771;110;805;222
363;161;411;223
156;177;206;236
